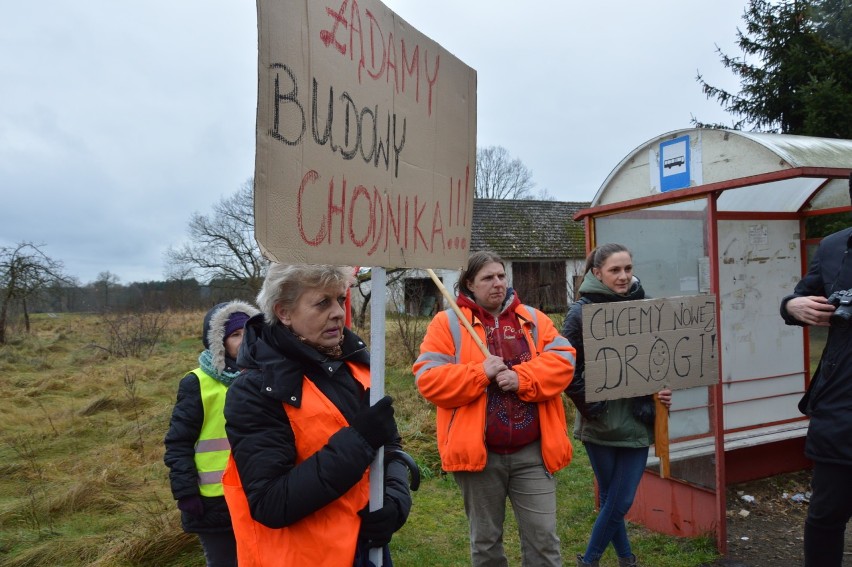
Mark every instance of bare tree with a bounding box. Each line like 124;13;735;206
94;271;120;311
0;242;68;344
351;268;410;329
475;146;536;200
165;179;267;294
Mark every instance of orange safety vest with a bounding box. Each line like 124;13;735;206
414;304;575;474
222;362;371;567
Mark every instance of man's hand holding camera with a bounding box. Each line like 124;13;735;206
786;295;835;326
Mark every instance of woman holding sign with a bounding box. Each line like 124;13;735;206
414;251;576;567
561;244;672;567
221;263;413;566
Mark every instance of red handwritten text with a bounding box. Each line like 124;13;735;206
296;165;470;257
319;0;441;116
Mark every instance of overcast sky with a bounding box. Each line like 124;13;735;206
1;1;746;285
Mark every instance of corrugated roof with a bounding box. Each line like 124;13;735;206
471;199;589;259
591;128;852;210
735;130;852;169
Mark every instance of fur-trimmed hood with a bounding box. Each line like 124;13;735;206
202;300;260;373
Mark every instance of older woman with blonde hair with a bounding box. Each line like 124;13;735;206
222;263;412;566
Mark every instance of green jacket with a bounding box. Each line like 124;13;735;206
573;397;654;448
563;270;655;447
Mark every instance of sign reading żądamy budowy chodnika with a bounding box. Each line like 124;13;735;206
581;295;719;402
253;0;477;270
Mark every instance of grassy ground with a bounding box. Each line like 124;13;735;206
0;312;719;566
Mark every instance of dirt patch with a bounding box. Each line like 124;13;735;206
706;469;852;567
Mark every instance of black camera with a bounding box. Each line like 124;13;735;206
827;288;852;328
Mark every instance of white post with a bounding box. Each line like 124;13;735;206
368;267;386;566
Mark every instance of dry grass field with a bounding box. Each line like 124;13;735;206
0;311;721;566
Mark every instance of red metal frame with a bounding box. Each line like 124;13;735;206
707;192;727;553
579;166;851;553
575;167;851;221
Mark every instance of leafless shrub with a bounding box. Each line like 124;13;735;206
123;366;145;457
7;435;54;535
387;287;429;367
36;401;58;436
88;496;197;566
8;435;45;483
93;311;169;359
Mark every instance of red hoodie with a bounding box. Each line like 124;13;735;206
456;291;541;453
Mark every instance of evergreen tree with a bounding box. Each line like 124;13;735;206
804;0;852;137
696;0;852;138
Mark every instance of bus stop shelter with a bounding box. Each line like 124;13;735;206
575;128;852;552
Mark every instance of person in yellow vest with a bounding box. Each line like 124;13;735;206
164;299;259;567
222;263;413;567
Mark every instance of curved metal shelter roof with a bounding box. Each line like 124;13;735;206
587;129;852;216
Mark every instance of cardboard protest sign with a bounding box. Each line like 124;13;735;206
254;0;477;269
582;295;718;401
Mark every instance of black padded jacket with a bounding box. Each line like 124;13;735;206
781;227;852;466
224;314;412;530
163;372;233;533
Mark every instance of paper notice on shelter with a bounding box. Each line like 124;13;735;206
253;0;477;270
581;295;718;401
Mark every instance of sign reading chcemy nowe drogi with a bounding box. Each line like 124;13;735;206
582;295;718;401
253;0;477;269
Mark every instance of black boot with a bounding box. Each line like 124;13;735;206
617;554;638;567
576;554;599;567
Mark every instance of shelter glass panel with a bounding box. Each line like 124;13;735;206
594;198;716;489
804;177;850;211
716;177;824;213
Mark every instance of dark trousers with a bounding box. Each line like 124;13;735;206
197;530;238;567
804;461;852;567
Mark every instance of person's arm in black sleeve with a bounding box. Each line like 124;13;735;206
561;302;585;369
383;453;412;528
384;440;412;526
224;373;382;528
163;373;204;500
781;246;828;326
356;439;412;547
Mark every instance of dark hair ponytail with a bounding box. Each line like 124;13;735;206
584;243;632;274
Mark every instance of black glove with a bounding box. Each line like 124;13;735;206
177;495;204;517
357;499;401;548
350;394;397;450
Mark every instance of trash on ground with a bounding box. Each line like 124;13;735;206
789;492;810;503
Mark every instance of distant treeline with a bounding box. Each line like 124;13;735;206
22;278;258;314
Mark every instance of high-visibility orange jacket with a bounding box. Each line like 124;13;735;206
222;360;371;567
221;315;410;567
413;302;576;474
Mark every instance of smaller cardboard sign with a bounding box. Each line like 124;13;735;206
582;294;718;401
